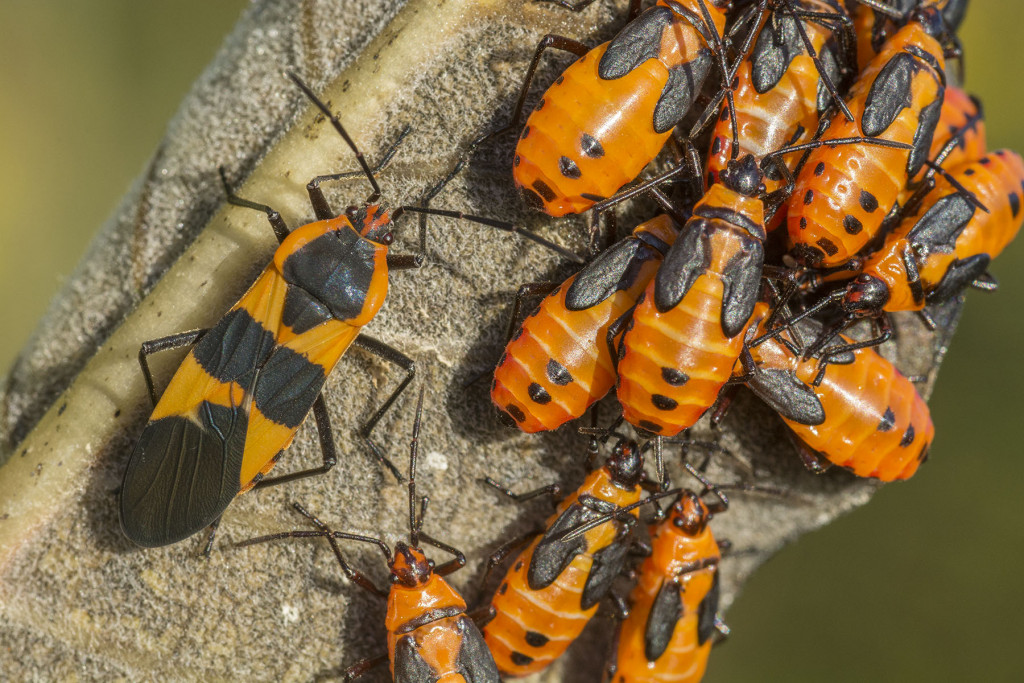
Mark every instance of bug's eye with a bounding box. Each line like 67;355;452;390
346;205;359;218
380;232;395;245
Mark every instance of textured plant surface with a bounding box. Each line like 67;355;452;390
0;1;961;679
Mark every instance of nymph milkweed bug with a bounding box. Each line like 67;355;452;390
119;73;580;550
735;301;934;481
481;437;651;676
786;7;948;267
238;388;501;682
705;0;857;197
797;149;1023;355
491;213;679;433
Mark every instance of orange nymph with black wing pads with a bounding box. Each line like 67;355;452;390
739;303;934;481
491;214;678;433
787;8;947;266
513;0;730;216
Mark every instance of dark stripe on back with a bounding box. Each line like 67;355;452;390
193;308;276;386
253;347;327;428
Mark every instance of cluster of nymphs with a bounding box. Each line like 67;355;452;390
116;0;1019;681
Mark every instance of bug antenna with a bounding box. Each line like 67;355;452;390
682;461;729;511
287;71;383;202
923;160;989;213
408;386;426;547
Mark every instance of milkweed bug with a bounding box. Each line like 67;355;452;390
238;388;501;682
468;0;734;217
481;437;651;676
615;133;909;438
119;73;581;550
606;488;726;683
491;213;680;433
735;301;934;481
796;149;1023;356
786;7;948;267
705;0;857;197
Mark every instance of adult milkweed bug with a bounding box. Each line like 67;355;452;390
238;388;501;682
119;73;580;550
787;7;948;267
491;213;679;433
705;0;857;196
795;149;1023;355
492;0;734;217
480;437;650;676
735;301;934;481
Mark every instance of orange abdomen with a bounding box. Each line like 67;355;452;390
793;345;933;480
617;276;746;436
514;1;727;216
484;469;641;676
788;21;945;266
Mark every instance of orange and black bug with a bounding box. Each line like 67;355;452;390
735;302;934;481
492;214;680;433
119;73;580;550
850;0;968;72
797;149;1023;355
605;488;725;683
705;0;857;196
501;0;733;216
615;155;770;438
238;388;501;682
615;131;909;438
481;437;649;676
786;7;948;267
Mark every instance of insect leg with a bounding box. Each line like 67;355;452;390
339;653;389;682
352;334;416;482
218;167;291;244
137;328;208;407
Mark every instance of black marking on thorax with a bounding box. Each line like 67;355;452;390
395;606;466;634
281;227;379;322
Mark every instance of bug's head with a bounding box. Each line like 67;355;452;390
607;438;645;490
841;274;890;316
670;490;712;536
390;542;433;587
351;202;395;245
910;5;947;39
720;155;765;198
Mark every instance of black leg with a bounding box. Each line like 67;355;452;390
505;282;559;345
138;328;208;407
386;253;425;270
418;532;467;577
483;476;564;503
218;167;291;245
252;393;339;489
237;502;390;598
306;125;414;221
483;531;539;586
339;653;389;682
351;335;416;481
201;516;222;558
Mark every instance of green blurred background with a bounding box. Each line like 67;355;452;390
0;2;1021;679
